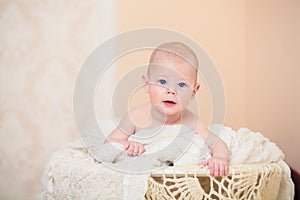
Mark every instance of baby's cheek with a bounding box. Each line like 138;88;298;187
149;87;162;104
177;91;193;106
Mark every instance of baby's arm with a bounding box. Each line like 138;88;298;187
105;113;145;157
197;121;230;176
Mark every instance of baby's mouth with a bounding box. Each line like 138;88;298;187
162;100;177;107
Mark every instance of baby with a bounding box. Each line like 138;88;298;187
106;42;230;176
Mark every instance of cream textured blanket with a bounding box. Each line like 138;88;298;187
39;124;294;199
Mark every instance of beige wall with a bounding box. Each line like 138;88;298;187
117;0;300;173
245;1;300;171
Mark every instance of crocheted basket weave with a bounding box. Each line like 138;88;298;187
145;163;282;200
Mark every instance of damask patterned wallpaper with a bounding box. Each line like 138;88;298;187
0;1;115;199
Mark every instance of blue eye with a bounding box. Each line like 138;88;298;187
178;82;187;88
158;79;167;85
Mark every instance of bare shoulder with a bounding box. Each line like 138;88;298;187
182;109;208;137
127;103;150;125
195;118;208;137
123;103;151;132
128;103;150;118
106;103;151;142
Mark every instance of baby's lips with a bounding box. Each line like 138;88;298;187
162;100;177;107
162;100;177;104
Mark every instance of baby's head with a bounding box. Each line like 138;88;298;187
144;42;200;115
148;42;199;82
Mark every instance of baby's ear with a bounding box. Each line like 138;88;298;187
142;75;149;93
192;83;200;96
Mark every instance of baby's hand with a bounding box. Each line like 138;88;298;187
200;157;229;177
124;141;145;157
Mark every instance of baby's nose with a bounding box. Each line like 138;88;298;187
166;87;176;95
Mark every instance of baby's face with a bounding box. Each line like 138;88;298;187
145;55;199;116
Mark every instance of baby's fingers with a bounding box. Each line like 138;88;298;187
127;142;144;157
200;158;229;177
123;142;130;150
209;162;215;176
126;142;135;156
199;161;208;167
214;163;220;177
137;145;145;156
214;161;229;176
223;163;229;176
218;164;225;176
132;143;141;156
